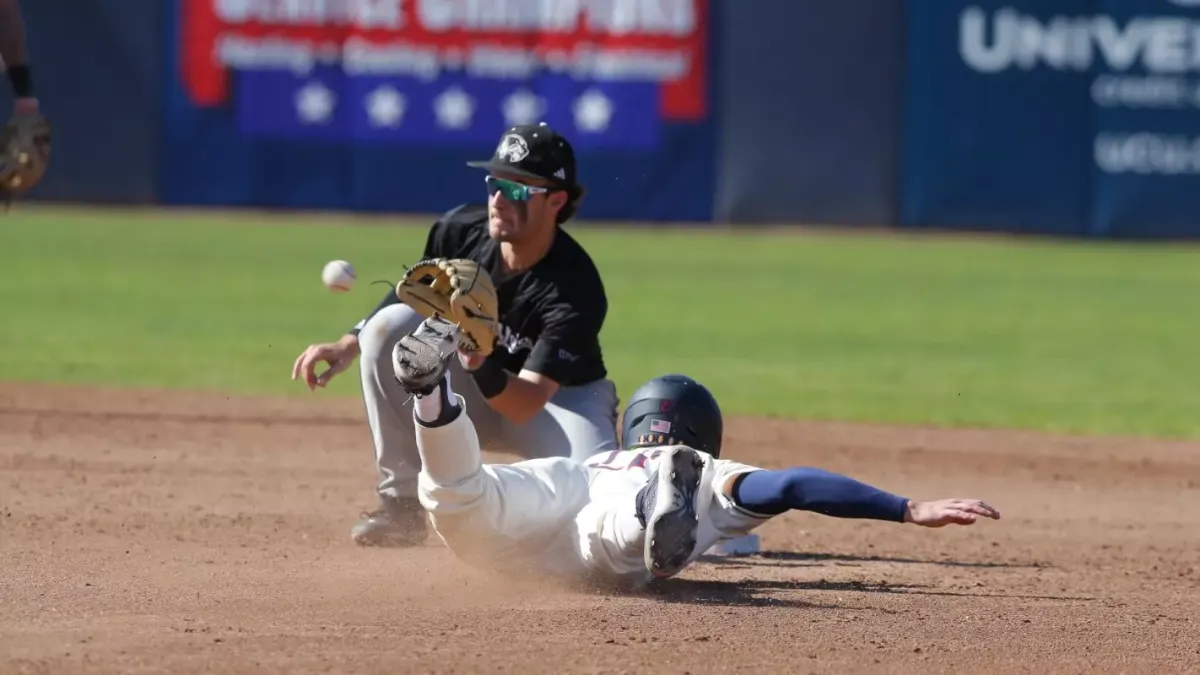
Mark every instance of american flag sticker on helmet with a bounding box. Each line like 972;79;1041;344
650;419;672;433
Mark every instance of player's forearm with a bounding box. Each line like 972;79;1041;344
731;468;909;522
473;373;550;424
465;357;553;424
0;0;29;67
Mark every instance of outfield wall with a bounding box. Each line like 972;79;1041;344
13;1;1200;238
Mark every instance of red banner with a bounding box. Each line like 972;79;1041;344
180;0;708;120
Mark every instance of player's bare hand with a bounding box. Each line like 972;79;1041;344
904;499;1000;527
292;336;361;391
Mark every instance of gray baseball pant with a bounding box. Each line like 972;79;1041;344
357;303;621;500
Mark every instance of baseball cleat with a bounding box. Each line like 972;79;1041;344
391;315;457;396
350;495;429;547
637;446;707;579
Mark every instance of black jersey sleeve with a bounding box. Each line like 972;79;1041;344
421;203;479;258
422;214;449;258
522;294;607;384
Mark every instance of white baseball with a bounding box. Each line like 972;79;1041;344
322;260;356;292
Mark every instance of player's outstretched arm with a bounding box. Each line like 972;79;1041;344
0;0;36;113
728;468;999;528
0;0;30;73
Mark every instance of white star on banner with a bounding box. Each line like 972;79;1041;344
434;86;475;130
573;88;613;133
366;85;406;128
503;89;546;126
295;81;335;124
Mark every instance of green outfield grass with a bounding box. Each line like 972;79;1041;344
1;206;1197;438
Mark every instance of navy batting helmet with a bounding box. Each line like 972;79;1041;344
620;374;723;458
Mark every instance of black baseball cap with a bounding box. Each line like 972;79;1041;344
467;123;579;189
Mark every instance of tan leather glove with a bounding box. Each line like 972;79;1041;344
0;107;50;205
395;258;500;356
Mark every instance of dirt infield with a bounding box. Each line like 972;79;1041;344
2;382;1197;674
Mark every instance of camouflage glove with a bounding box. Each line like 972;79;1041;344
395;258;500;356
0;107;51;205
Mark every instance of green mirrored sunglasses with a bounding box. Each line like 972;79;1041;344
485;175;550;202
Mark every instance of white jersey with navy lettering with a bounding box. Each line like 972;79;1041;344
572;447;771;577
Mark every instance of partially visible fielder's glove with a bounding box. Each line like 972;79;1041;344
395;258;500;356
0;107;50;206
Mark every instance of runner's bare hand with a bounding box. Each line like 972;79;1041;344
904;499;1000;527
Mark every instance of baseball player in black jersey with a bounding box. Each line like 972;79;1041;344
293;123;620;547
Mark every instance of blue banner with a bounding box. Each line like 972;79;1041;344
159;0;717;222
22;0;1200;240
1091;0;1200;237
713;0;904;227
902;0;1200;238
901;0;1095;236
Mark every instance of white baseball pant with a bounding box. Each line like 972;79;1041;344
412;397;770;584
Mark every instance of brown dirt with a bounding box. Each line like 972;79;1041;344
2;382;1197;674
